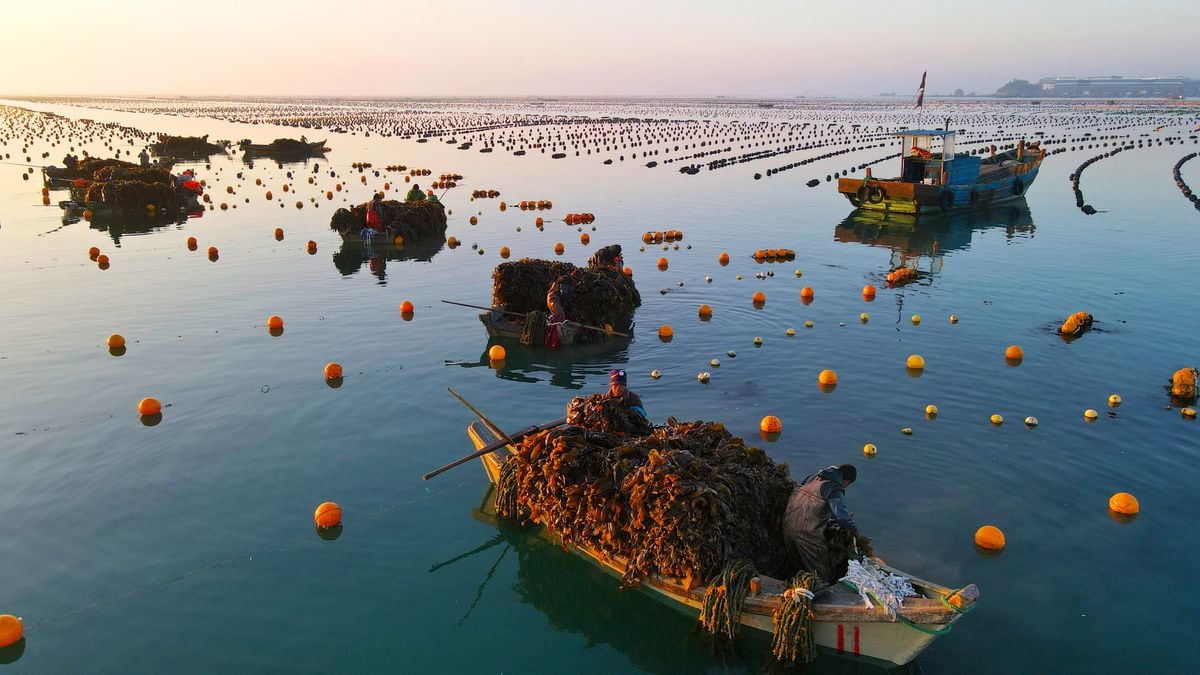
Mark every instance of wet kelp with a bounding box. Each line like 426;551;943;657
496;419;795;586
329;199;447;240
492;259;640;343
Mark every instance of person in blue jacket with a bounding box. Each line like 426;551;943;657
604;369;646;419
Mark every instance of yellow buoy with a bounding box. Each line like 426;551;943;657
860;312;869;322
137;397;161;416
1108;492;1139;515
760;416;782;434
1108;394;1122;407
911;315;921;325
906;354;925;370
106;334;125;349
1084;409;1099;421
990;414;1004;425
949;314;959;323
974;525;1006;550
786;328;796;336
753;336;763;345
314;502;342;529
804;320;814;328
1183;407;1197;419
925;404;939;417
488;345;506;361
863;443;877;456
0;614;23;649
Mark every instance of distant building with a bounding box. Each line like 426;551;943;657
996;76;1198;98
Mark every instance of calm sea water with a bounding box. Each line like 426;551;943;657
1;98;1197;673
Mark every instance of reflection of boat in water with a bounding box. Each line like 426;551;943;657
836;201;1034;281
331;236;445;281
462;421;977;667
838;130;1043;214
445;335;630;389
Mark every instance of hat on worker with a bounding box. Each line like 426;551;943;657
609;369;627;385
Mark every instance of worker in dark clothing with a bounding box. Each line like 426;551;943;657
544;269;580;348
405;183;426;202
603;369;646;418
587;244;623;271
782;464;857;584
138;148;150;167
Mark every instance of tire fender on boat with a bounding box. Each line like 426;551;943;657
938;190;954;211
867;186;885;204
1012;177;1025;196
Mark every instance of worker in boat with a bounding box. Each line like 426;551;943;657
603;369;646;419
782;464;857;584
138;148;150;167
405;182;426;202
362;192;386;237
62;153;78;170
587;244;623;271
544;269;581;347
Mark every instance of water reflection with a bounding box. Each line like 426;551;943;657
835;201;1035;281
441;489;914;674
332;236;446;281
445;336;630;389
71;207;204;246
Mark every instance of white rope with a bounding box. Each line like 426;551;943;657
840;558;917;620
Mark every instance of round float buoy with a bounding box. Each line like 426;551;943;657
138;397;161;416
907;355;925;370
314;502;342;529
488;345;506;361
800;286;814;301
752;291;766;304
949;314;959;323
760;416;782;434
911;315;921;325
400;300;414;315
1108;394;1122;407
698;304;712;318
657;257;668;270
88;246;100;259
0;614;23;649
863;443;877;456
818;369;837;386
1084;409;1099;421
974;525;1006;550
860;312;869;323
499;246;510;258
186;237;197;250
926;404;939;417
554;242;564;255
324;362;343;380
1005;345;1024;361
658;325;673;340
786;328;796;336
1108;492;1139;515
650;369;662;379
718;252;730;265
267;315;284;330
862;285;876;300
990;414;1004;425
1024;416;1039;427
106;334;125;349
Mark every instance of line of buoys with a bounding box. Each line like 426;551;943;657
752;248;795;261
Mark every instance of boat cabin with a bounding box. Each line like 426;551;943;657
895;130;980;187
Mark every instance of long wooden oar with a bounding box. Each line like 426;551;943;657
421;416;566;481
441;300;630;338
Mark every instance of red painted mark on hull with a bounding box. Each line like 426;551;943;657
854;625;860;655
837;624;845;652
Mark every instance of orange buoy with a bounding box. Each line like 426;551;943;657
818;369;838;386
470;216;478;225
622;267;633;277
760;415;782;433
974;525;1006;550
862;285;876;300
752;291;766;304
137;397;161;416
658;325;673;340
718;252;730;265
106;334;125;349
96;254;110;265
266;315;284;330
207;246;218;256
274;228;284;239
580;233;590;245
554;242;565;255
314;502;342;529
800;286;814;301
488;345;506;360
1005;345;1024;361
698;304;712;318
400;300;415;314
186;237;198;250
393;235;405;247
657;257;668;270
88;246;100;260
1108;492;1139;515
499;246;510;258
0;614;23;649
906;354;925;370
447;236;459;248
324;362;343;380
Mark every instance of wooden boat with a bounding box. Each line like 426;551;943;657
238;139;327;157
839;130;1043;214
478;309;579;346
466;419;978;667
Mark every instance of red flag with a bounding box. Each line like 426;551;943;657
915;71;927;108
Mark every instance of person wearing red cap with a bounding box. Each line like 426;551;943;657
604;369;646;419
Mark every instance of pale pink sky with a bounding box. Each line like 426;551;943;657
1;0;1193;97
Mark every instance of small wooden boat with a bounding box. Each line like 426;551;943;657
238;139;327;157
839;130;1043;214
478;309;579;346
466;420;977;667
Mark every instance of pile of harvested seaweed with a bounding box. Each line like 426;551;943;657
328;199;448;240
496;419;796;585
92;165;173;185
566;393;653;436
492;258;640;342
151;134;225;157
76;180;182;208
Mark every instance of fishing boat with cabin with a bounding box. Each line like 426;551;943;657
459;418;979;667
838;130;1043;214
